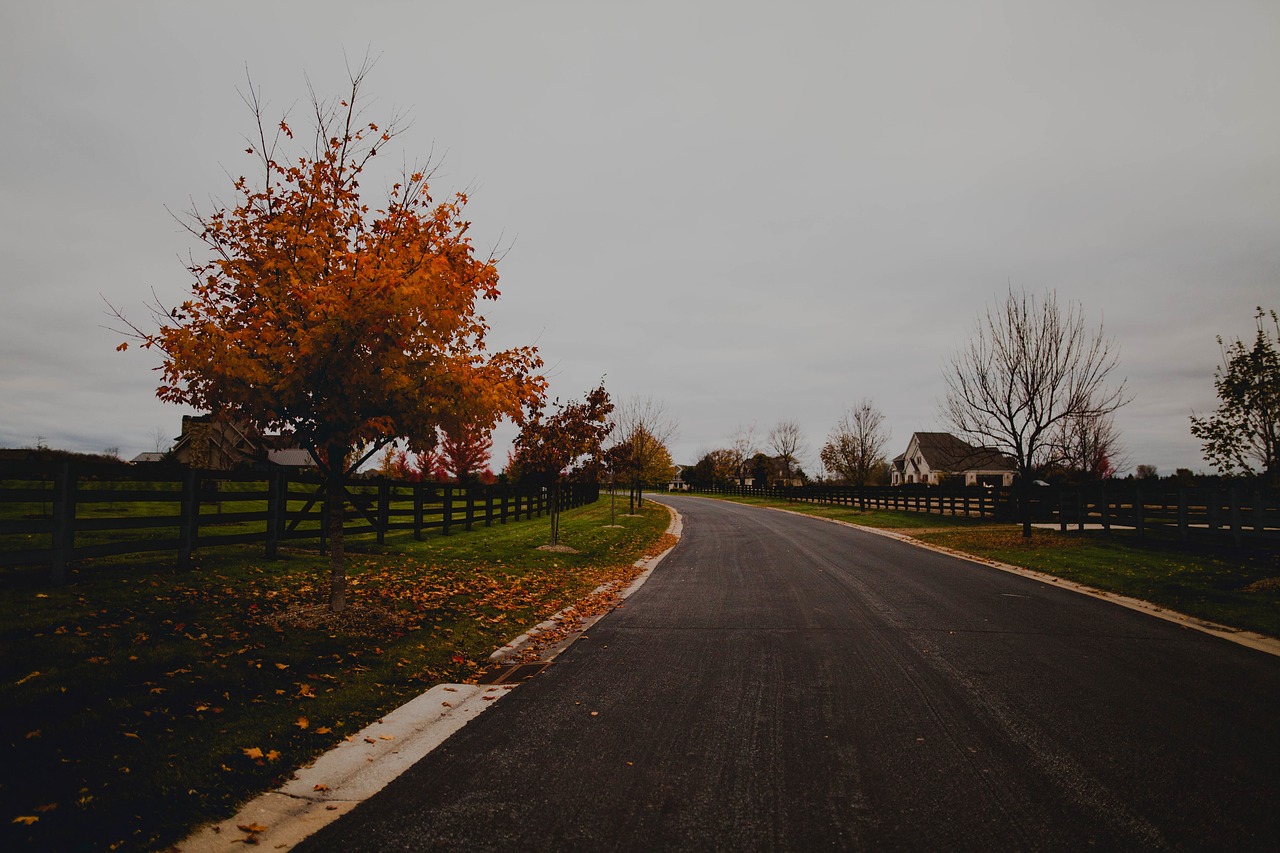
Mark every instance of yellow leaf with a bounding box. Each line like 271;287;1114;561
314;726;332;735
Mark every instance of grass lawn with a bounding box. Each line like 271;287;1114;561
693;493;1280;638
1;496;671;852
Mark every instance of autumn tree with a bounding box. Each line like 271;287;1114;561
1190;307;1280;482
439;421;494;483
114;64;544;610
510;384;614;547
943;288;1128;537
820;400;890;485
610;397;678;513
768;420;807;485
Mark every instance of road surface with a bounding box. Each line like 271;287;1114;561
295;495;1280;851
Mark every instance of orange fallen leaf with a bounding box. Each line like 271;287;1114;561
242;747;264;760
123;732;141;739
34;803;57;813
12;816;38;825
315;726;331;734
237;821;268;833
313;784;330;792
15;671;40;686
265;750;281;762
295;717;309;730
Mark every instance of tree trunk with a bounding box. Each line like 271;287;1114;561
549;481;560;547
327;442;348;612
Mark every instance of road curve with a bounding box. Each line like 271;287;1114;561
295;495;1280;852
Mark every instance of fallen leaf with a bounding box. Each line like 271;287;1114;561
378;735;394;741
243;747;264;760
25;730;40;739
314;727;332;735
237;822;268;833
313;784;330;792
265;750;281;762
15;672;40;686
123;732;141;740
34;803;57;813
12;816;38;825
295;717;309;730
274;663;289;670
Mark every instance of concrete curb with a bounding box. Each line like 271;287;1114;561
175;501;685;852
751;501;1280;659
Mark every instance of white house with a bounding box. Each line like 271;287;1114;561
890;432;1016;487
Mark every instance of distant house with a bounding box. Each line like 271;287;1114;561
667;466;691;491
890;432;1015;487
130;452;166;464
171;415;313;471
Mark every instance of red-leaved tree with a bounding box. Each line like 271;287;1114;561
114;64;544;610
510;384;613;547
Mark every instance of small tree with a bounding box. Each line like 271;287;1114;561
1190;307;1280;482
727;424;759;488
439;421;494;483
611;397;678;513
943;288;1128;537
114;65;544;610
1135;464;1158;480
1050;408;1125;481
820;400;889;485
511;384;613;547
768;420;807;485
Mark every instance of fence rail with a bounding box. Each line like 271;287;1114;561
690;482;1280;546
0;461;598;583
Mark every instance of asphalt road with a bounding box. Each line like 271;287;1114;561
295;495;1280;852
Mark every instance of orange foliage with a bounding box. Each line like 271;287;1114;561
132;66;544;464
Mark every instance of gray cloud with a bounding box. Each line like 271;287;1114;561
2;1;1276;476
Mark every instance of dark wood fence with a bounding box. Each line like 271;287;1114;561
693;483;1006;519
0;461;598;583
1047;483;1280;546
689;482;1280;546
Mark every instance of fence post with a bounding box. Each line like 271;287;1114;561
1058;488;1067;532
265;470;282;560
178;468;199;569
413;481;424;540
442;485;453;535
50;461;75;585
1255;490;1266;537
1230;487;1242;549
1178;488;1189;541
1134;484;1145;538
465;485;476;532
377;479;389;546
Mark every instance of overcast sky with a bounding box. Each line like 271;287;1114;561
2;1;1277;475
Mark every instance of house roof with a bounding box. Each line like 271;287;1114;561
130;452;166;463
911;432;1015;473
267;449;316;468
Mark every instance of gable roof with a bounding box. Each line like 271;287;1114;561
911;432;1015;473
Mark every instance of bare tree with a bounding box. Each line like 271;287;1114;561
819;400;890;485
768;420;807;485
942;288;1129;537
611;396;679;513
727;424;759;487
1050;408;1126;480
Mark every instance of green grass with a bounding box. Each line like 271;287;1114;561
695;492;1280;638
0;497;671;852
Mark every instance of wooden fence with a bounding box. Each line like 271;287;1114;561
693;483;1005;519
690;482;1280;546
0;461;598;583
